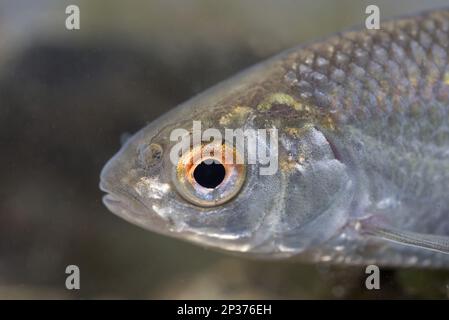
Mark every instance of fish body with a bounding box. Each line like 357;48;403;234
100;9;449;267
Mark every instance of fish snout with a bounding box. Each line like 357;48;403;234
99;150;172;232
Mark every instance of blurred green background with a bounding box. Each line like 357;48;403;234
1;0;449;299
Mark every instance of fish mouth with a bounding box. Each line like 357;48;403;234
99;178;129;215
102;193;127;214
100;176;139;216
99;156;133;214
100;173;174;234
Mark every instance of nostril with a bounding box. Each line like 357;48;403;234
138;143;163;168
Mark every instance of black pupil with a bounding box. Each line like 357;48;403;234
193;160;226;189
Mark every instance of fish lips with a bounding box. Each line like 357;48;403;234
99;154;171;233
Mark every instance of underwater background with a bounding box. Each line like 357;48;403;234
1;0;449;298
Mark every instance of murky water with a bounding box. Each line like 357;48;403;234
1;0;449;299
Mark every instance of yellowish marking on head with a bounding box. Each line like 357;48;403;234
257;93;337;131
322;115;335;131
284;123;318;137
444;72;449;85
219;106;252;126
257;93;304;112
279;153;307;174
284;127;301;138
279;159;297;173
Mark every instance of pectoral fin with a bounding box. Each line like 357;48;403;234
360;223;449;255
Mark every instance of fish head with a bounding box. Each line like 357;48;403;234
100;60;355;258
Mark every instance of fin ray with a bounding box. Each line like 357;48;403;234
361;223;449;255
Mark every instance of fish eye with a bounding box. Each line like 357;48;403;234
172;142;246;207
193;160;226;189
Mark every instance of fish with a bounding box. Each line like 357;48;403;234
100;9;449;268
